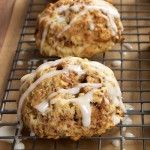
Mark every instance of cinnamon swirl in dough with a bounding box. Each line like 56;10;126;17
18;57;125;140
35;0;123;58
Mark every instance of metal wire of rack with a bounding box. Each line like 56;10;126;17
0;0;150;149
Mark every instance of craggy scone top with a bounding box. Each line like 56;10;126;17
35;0;123;58
18;57;125;140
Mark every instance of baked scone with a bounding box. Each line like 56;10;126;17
18;57;125;140
35;0;123;58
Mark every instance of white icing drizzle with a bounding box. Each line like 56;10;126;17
35;100;49;113
123;52;127;56
37;59;62;72
30;132;35;136
50;89;101;127
90;61;108;70
39;16;54;51
20;74;32;83
56;5;70;13
18;64;85;126
58;0;122;37
21;58;84;84
125;104;134;111
17;61;23;66
14;142;25;150
112;132;134;148
40;21;50;51
57;9;87;37
68;91;93;127
112;140;120;147
19;57;125;129
59;83;101;94
20;73;35;92
125;132;135;137
66;64;85;75
0;126;16;143
35;83;101;115
40;13;60;51
122;127;126;132
40;0;123;50
89;22;95;31
34;93;58;113
21;59;62;84
56;16;66;23
70;4;81;12
18;70;68;120
123;43;133;51
122;115;132;125
111;60;121;68
16;120;23;144
90;61;126;112
112;137;125;147
112;114;121;125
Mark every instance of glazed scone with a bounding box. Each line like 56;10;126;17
35;0;124;58
18;57;125;140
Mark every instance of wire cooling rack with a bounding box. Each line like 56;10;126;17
0;0;150;149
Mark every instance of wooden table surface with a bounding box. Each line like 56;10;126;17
0;0;30;98
0;0;150;150
0;0;15;50
0;1;30;148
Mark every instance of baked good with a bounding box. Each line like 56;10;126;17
35;0;123;58
18;57;125;140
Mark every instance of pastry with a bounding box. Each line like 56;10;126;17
18;57;125;140
35;0;123;58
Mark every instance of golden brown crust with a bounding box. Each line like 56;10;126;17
23;98;122;140
35;0;124;58
20;57;124;140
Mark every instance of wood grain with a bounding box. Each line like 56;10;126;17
0;0;29;98
0;1;30;148
0;0;149;149
0;0;16;50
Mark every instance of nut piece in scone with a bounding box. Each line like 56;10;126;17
18;57;125;140
35;0;124;58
